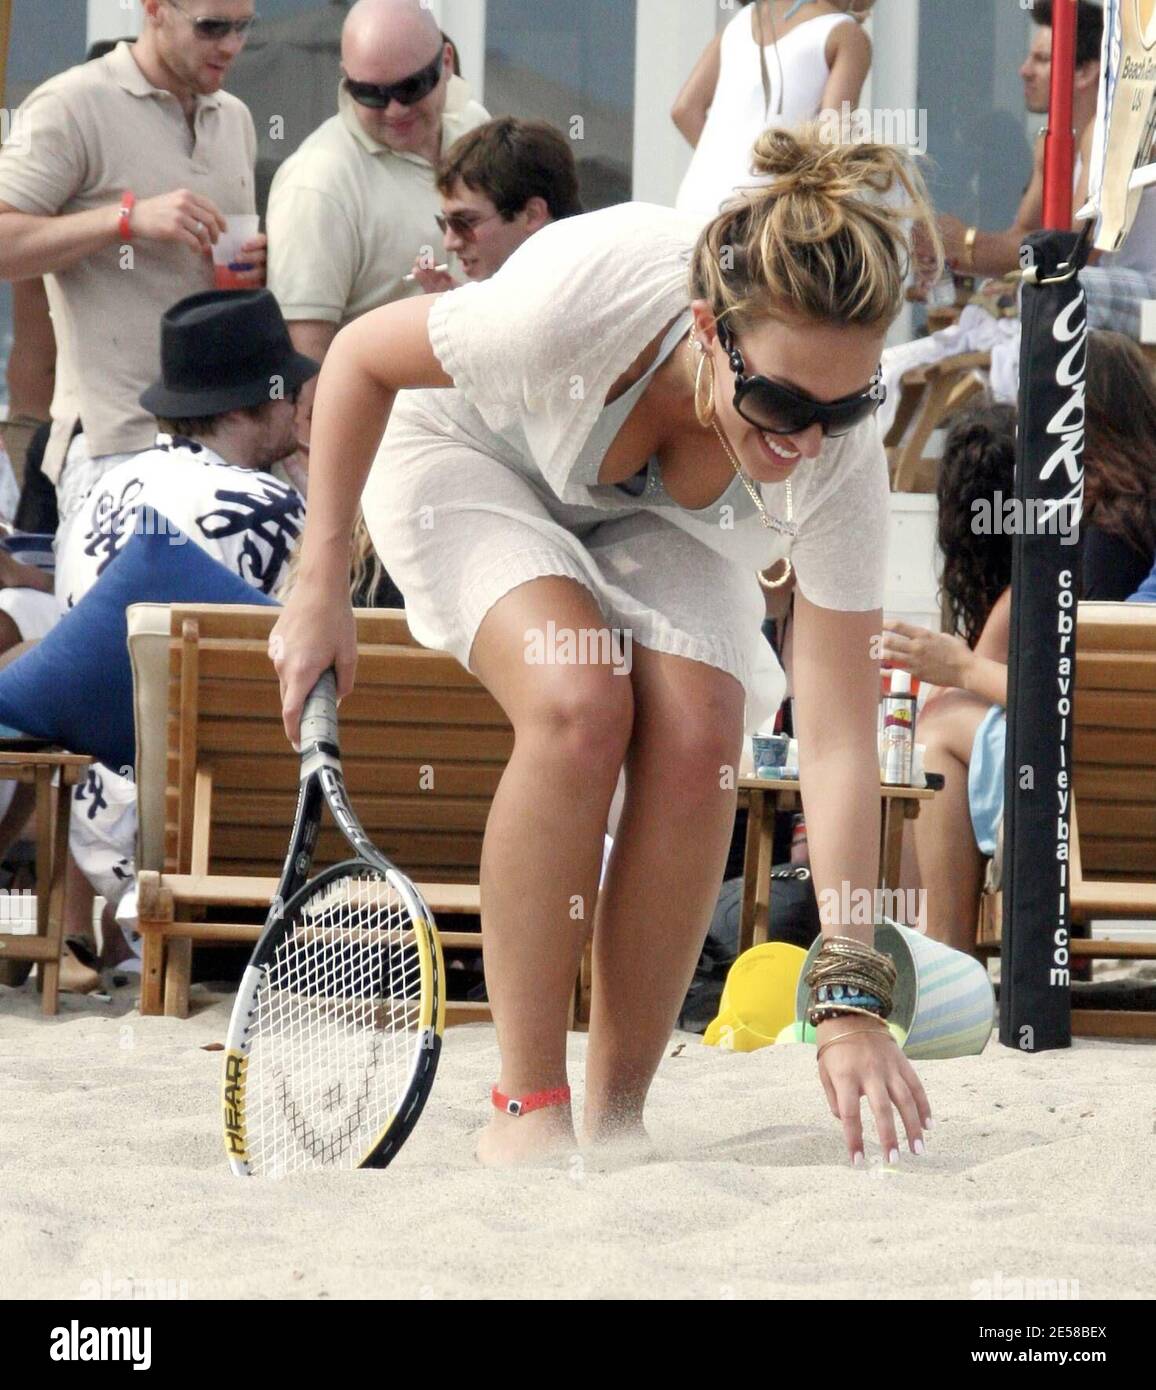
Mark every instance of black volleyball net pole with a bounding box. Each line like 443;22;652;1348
1000;227;1087;1053
999;0;1085;1052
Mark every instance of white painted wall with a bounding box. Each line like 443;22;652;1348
427;0;485;104
885;493;941;631
632;0;716;206
861;0;918;346
88;0;141;45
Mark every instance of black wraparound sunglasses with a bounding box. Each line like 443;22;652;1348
345;49;444;109
717;321;885;438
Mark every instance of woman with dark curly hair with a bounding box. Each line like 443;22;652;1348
883;338;1156;949
882;408;1016;948
936;404;1017;648
1082;332;1156;597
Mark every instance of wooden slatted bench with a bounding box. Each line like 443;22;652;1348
131;605;513;1020
977;602;1156;1037
1068;601;1156;1037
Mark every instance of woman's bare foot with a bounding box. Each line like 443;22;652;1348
58;941;101;994
475;1106;577;1167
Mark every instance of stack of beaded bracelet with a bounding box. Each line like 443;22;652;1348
804;935;897;1027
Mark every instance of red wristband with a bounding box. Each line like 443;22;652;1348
118;190;136;243
491;1084;571;1117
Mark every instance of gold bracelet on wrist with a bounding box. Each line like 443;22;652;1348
816;1024;891;1062
809;1002;890;1028
963;225;979;272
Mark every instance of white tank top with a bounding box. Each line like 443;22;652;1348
675;7;855;220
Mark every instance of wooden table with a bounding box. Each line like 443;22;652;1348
0;750;93;1015
736;776;936;955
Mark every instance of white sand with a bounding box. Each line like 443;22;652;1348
2;981;1153;1301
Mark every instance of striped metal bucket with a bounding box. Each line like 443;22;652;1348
795;919;995;1060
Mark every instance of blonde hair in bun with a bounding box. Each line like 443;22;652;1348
690;123;942;333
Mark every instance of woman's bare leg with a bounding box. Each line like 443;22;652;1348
914;690;992;952
584;647;744;1141
468;578;633;1165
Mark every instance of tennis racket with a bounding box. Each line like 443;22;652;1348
223;670;445;1177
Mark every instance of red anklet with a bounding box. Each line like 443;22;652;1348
491;1084;571;1117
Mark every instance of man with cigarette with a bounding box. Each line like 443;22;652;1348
407;116;583;294
0;1;265;528
266;0;488;452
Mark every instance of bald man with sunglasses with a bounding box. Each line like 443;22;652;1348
266;0;488;454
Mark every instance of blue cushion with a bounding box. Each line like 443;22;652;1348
1128;558;1156;604
0;510;278;771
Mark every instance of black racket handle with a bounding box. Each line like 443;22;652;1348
300;669;340;750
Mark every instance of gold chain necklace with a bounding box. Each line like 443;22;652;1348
685;329;795;536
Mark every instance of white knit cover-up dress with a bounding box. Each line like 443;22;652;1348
361;202;888;734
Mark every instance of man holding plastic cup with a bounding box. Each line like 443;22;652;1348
0;0;264;529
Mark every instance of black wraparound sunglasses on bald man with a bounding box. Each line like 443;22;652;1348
345;48;445;109
716;320;885;438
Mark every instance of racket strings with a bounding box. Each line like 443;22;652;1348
242;872;424;1176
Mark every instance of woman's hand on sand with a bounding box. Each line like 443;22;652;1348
269;580;357;747
882;620;972;691
816;1019;932;1165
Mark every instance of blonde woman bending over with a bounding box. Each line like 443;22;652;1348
271;126;940;1169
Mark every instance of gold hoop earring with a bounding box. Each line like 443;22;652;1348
694;345;717;428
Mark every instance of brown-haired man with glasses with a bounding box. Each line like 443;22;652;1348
266;0;487;454
0;0;265;529
407;117;583;293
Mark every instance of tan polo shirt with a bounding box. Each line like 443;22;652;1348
266;75;488;326
0;43;257;481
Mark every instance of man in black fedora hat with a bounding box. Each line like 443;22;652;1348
36;288;319;984
55;288;318;610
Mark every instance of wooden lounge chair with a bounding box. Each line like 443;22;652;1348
130;604;513;1020
885;352;992;494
